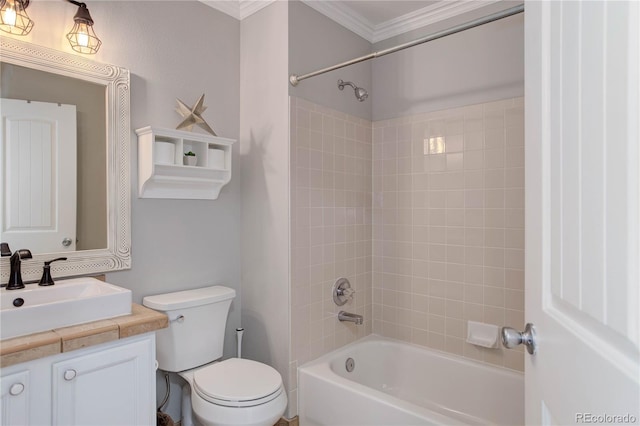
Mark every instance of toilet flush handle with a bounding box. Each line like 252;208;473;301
170;315;185;324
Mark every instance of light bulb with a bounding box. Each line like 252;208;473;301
77;29;89;47
3;5;17;26
66;5;101;54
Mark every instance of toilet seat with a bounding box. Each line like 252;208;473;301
193;358;284;408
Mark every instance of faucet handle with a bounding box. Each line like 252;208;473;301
1;243;11;256
7;249;33;290
38;257;67;286
16;249;32;259
333;278;355;306
339;287;354;299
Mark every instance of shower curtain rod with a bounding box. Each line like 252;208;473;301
289;4;524;86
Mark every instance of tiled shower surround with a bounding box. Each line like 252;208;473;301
289;97;525;408
371;97;525;371
289;97;373;412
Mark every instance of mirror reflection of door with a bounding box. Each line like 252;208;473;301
1;98;77;252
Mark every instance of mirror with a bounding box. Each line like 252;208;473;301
0;36;131;283
1;62;108;253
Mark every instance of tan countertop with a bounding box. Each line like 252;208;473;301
0;304;168;368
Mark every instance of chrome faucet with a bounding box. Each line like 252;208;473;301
7;249;33;290
338;311;363;325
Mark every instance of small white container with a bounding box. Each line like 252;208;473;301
207;148;225;169
155;141;175;165
183;155;197;166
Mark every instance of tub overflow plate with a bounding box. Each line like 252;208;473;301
345;357;355;372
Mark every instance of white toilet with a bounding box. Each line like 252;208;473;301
143;286;287;426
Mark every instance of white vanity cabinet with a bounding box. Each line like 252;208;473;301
0;333;156;426
1;370;30;424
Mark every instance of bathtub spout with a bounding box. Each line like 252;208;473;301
338;311;363;325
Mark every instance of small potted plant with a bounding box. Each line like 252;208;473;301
183;151;197;166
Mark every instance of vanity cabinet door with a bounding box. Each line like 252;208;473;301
0;370;30;425
51;336;155;426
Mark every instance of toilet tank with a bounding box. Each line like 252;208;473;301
143;286;235;372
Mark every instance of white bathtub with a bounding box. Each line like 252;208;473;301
298;335;523;425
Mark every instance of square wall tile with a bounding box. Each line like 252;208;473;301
371;97;524;372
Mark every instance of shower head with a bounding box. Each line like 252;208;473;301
354;87;368;102
338;79;368;102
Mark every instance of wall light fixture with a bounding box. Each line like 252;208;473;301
0;0;101;54
65;0;101;54
0;0;34;35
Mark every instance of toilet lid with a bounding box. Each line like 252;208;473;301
193;358;283;407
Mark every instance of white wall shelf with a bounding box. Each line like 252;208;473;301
136;126;235;200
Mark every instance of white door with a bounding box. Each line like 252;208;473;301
525;1;639;424
1;99;77;252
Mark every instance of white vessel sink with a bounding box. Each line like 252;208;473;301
1;277;132;340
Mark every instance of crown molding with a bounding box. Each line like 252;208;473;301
200;1;240;20
202;0;508;42
301;0;504;43
239;0;277;19
300;0;374;42
372;0;503;43
199;0;276;21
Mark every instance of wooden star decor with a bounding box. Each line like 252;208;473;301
175;94;217;136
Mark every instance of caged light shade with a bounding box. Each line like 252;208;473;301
66;2;101;54
0;0;34;35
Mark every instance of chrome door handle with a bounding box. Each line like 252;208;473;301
62;238;72;247
501;323;537;354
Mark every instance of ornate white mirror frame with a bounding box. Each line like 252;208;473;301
0;36;131;282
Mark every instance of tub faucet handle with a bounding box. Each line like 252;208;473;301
333;278;354;306
338;287;354;298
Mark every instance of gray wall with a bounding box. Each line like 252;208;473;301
97;0;241;358
288;0;372;120
287;1;523;122
372;3;524;120
239;0;292;416
22;0;241;307
18;3;241;419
